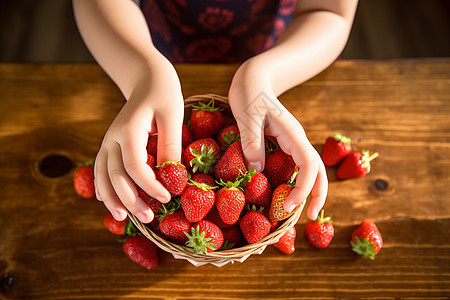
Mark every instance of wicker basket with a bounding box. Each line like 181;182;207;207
128;94;305;267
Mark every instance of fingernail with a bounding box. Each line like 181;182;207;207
286;204;297;213
248;162;262;172
113;209;124;221
136;211;151;223
156;194;170;203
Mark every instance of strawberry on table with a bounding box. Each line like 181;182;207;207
183;138;221;174
215;179;246;225
240;211;271;243
263;150;297;189
180;181;216;223
155;161;188;195
321;132;352;167
123;236;159;270
213;141;247;182
190;99;224;140
103;213;138;236
336;150;379;180
273;226;297;254
73;161;95;199
351;220;383;260
305;209;334;249
185;220;224;254
239;170;271;207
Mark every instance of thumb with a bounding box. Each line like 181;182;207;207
233;108;266;172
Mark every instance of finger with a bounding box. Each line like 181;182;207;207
306;155;328;220
94;149;128;221
233;107;266;172
155;110;183;165
120;134;171;203
107;142;155;223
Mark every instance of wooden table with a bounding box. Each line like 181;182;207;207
0;60;449;299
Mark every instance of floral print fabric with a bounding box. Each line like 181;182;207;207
139;0;298;63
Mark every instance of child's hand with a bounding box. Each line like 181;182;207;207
228;62;327;220
94;76;184;224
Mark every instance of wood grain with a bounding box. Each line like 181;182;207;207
0;60;449;299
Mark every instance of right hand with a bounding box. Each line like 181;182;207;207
94;72;185;224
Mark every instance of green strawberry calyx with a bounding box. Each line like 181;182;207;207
77;160;94;168
184;225;217;255
156;198;181;224
220;130;241;151
236;170;256;188
331;132;351;145
192;99;223;113
216;178;244;191
187;179;218;191
315;209;332;224
350;236;377;260
155;161;186;169
360;150;379;174
188;145;219;174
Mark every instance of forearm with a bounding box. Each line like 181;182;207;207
243;0;358;97
73;0;179;100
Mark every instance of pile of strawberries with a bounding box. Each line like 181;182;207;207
141;99;301;255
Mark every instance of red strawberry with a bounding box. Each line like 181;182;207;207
221;225;242;249
240;170;271;207
205;206;233;230
351;220;383;260
190;173;217;188
159;206;192;244
146;135;158;157
213;141;247;182
216;124;240;150
190;99;224;140
146;153;156;171
185;220;224;254
104;213;128;235
215;179;246;225
336;150;379;180
137;187;162;215
263;150;297;188
155;161;188;195
183;138;221;174
269;183;298;221
73;161;95;199
273;226;297;254
182;123;194;149
180;181;216;223
239;211;271;244
123;236;159;269
321;132;352;166
305;210;334;249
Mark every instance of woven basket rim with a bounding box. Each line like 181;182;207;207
130;94;305;265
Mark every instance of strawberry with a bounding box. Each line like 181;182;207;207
180;181;216;223
146;135;158;157
263;150;297;189
213;141;247;182
321;132;352;166
137;187;163;215
216;124;240;150
190;173;217;188
239;170;271;207
268;183;299;221
215;179;246;225
273;226;296;254
205;206;233;230
239;211;271;244
305;210;334;249
146;153;156;171
158;205;192;244
183;138;221;174
123;235;159;269
190;99;224;140
336;150;379;180
182;123;194;149
155;161;188;195
351;220;383;260
103;213;138;236
73;161;95;199
221;225;242;249
185;220;224;254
